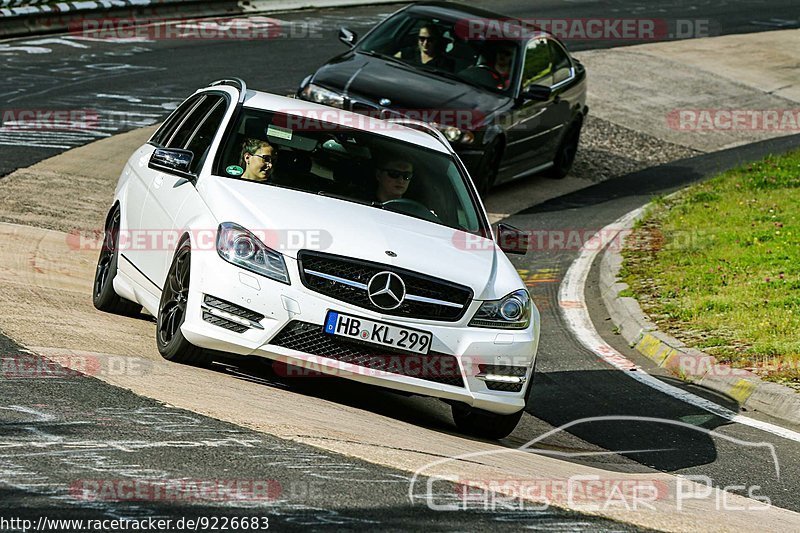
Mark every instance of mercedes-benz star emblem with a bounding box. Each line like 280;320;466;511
385;250;397;257
379;98;392;106
367;271;405;310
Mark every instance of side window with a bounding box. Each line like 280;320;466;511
521;37;552;88
184;97;228;174
166;95;219;150
150;95;203;147
549;40;573;85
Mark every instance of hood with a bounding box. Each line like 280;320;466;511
202;177;522;299
312;52;508;127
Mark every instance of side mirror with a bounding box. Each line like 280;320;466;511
521;84;552;102
496;223;528;255
148;148;196;182
339;27;358;47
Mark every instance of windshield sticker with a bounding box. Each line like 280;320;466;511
226;165;244;176
267;125;293;141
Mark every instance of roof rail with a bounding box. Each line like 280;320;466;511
385;118;453;152
209;78;247;104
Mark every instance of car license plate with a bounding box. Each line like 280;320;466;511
323;310;432;355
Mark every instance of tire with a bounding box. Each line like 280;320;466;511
548;118;583;179
451;403;523;440
156;239;208;365
92;206;142;316
476;141;501;200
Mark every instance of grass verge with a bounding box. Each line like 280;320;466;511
621;149;800;390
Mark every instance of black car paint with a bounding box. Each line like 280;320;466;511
298;2;588;190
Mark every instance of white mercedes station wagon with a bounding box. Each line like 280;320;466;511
93;79;540;439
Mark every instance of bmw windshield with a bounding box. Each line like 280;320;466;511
355;11;521;95
215;108;489;236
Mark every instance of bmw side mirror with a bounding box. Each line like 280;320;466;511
339;27;357;47
148;148;196;182
496;223;529;255
521;85;552;102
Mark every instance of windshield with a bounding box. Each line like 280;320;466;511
215;108;488;235
356;11;520;95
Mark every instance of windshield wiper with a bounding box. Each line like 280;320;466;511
358;49;409;67
316;190;378;206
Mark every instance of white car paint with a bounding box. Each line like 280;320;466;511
108;84;540;416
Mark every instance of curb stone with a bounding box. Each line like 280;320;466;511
599;207;800;428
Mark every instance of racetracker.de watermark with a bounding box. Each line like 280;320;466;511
680;356;800;377
70;479;282;502
67;228;333;253
667;109;800;131
1;354;152;379
67;16;322;40
0;109;99;131
273;108;486;131
453;17;716;41
271;354;532;380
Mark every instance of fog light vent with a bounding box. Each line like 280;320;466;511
202;294;264;332
477;364;528;392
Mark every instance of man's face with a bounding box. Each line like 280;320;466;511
418;28;437;56
244;145;274;181
377;161;413;199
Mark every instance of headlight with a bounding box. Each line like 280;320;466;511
301;83;345;108
469;289;531;329
434;124;475;145
217;223;290;284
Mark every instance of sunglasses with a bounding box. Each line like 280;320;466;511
418;36;433;42
249;153;274;165
382;168;413;181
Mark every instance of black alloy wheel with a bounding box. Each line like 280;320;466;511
477;141;501;199
92;206;141;316
549;118;583;179
156;240;208;365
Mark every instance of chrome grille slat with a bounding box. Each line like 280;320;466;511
297;251;473;322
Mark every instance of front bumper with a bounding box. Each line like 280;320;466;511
180;252;539;415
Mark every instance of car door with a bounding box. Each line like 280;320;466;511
123;94;205;284
138;93;228;287
500;37;567;179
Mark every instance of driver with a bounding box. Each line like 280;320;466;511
374;158;414;202
396;24;454;72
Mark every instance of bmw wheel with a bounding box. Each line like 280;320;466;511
451;403;523;440
156;239;208;365
92;205;142;316
548;118;583;179
476;141;501;199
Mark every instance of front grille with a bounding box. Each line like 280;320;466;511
478;364;528;392
269;321;465;388
297;251;473;321
202;294;264;333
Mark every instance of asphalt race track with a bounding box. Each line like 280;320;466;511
1;1;800;530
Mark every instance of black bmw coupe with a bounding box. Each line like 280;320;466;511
297;1;588;196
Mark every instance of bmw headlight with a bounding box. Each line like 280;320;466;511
433;124;475;145
217;222;290;284
301;83;345;108
469;289;531;329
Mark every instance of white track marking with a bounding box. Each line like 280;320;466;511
559;207;800;443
